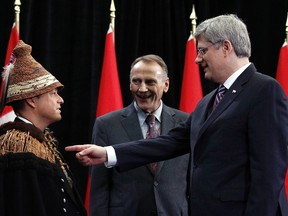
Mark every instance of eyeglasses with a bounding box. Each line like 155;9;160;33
197;41;222;57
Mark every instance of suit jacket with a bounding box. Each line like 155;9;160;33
114;64;288;216
89;103;189;216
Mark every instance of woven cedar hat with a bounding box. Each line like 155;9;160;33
5;40;63;104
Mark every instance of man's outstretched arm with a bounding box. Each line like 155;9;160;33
65;144;108;166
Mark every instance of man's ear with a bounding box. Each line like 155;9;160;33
222;40;233;55
25;98;36;108
163;78;169;93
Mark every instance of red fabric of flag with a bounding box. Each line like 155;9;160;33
5;23;19;65
275;41;288;200
179;34;203;113
84;24;123;215
276;41;288;96
285;169;288;200
95;25;123;117
0;22;18;125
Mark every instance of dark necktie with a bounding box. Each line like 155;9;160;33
145;114;159;173
213;85;227;110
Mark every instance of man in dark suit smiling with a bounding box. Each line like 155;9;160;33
89;54;189;216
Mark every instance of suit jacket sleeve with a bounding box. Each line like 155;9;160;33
114;115;192;172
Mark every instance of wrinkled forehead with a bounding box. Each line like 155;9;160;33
131;62;166;79
130;69;166;82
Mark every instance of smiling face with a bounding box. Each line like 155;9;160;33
130;60;169;113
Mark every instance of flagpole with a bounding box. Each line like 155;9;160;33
110;0;116;44
110;0;115;30
179;4;202;113
0;1;20;122
285;12;288;42
190;4;197;36
14;0;21;34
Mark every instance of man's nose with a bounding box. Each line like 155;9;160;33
138;82;148;92
58;95;64;104
195;55;203;64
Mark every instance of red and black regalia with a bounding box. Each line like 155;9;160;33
0;120;87;216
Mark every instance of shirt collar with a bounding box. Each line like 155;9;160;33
223;63;251;89
16;116;33;124
134;101;163;126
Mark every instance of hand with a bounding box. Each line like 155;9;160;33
65;144;107;166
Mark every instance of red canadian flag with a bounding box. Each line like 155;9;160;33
95;25;123;117
84;24;123;215
275;40;288;200
276;41;288;95
0;22;18;125
179;34;202;113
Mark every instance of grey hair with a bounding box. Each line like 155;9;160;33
130;54;168;81
195;14;251;58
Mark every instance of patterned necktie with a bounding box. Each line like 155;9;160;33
145;114;160;138
213;85;227;110
145;114;159;173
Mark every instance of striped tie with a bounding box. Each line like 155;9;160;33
145;114;159;173
213;85;227;110
145;114;159;139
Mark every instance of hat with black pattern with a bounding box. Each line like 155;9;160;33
5;40;63;104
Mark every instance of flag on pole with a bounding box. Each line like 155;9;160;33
285;171;288;200
84;23;123;215
275;40;288;201
95;25;123;117
276;41;288;96
0;22;18;125
179;34;202;113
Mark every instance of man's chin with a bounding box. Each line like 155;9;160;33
54;116;62;122
137;103;152;112
204;73;212;81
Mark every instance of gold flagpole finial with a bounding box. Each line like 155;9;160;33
190;4;197;36
14;0;21;33
110;0;116;30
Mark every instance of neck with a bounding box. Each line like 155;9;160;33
17;114;48;131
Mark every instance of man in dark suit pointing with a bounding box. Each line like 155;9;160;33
67;14;288;216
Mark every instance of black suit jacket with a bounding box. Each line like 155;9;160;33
89;103;189;216
114;64;288;216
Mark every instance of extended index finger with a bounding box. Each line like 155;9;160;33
65;145;87;152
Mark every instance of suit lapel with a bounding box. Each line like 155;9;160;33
187;64;257;195
160;105;175;134
121;104;144;140
120;104;155;175
196;64;256;145
154;105;177;176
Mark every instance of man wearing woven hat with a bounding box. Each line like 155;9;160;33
0;40;87;216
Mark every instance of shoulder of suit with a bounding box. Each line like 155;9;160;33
96;105;135;123
162;104;189;118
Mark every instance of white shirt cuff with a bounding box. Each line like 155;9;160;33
104;146;117;168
